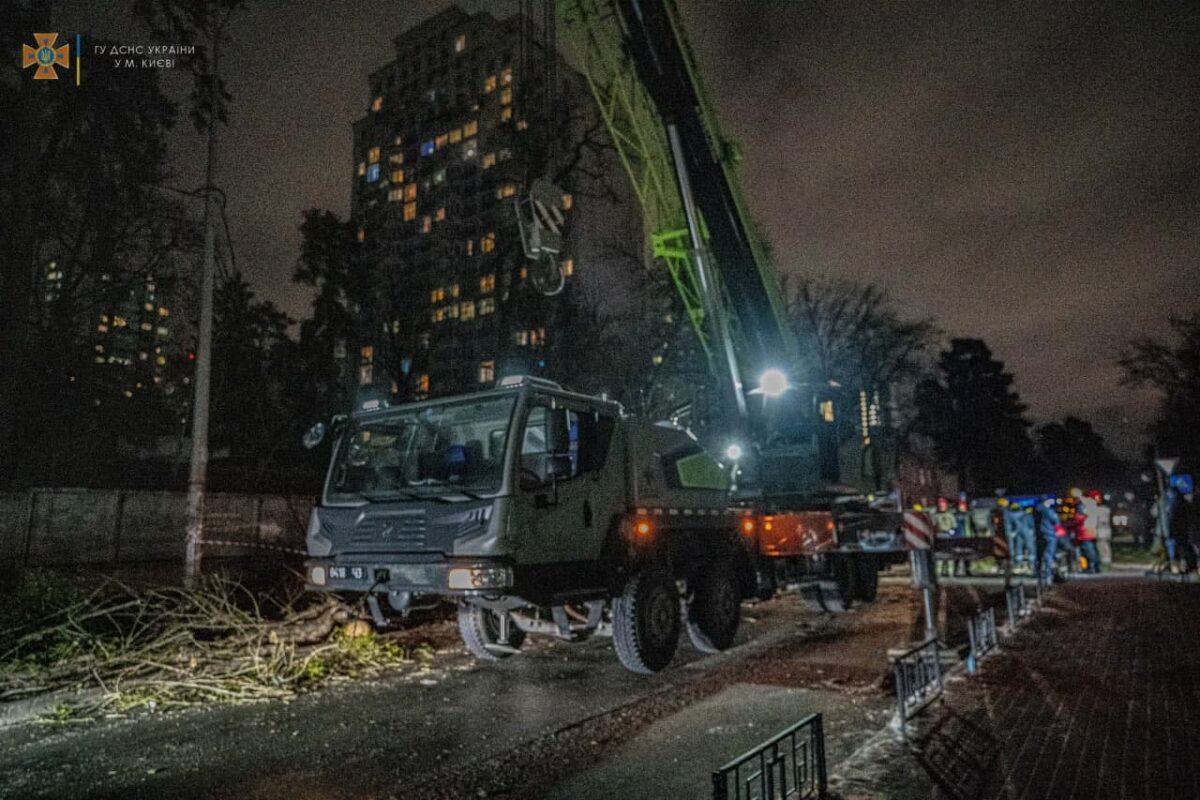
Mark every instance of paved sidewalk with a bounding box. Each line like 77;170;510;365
837;579;1200;800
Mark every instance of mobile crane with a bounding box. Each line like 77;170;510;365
302;0;913;674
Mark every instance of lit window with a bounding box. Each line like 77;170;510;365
100;314;109;323
113;316;127;328
391;168;405;183
460;301;476;321
421;215;432;233
501;68;513;84
393;134;403;145
366;164;380;182
94;344;104;353
454;34;466;53
820;400;835;422
371;96;382;112
450;283;460;298
158;307;169;317
435;207;446;221
466;239;474;256
156;326;169;336
357;162;365;177
484;75;496;93
447;304;459;319
516;118;528;131
421;140;436;157
359;364;373;386
500;107;513;122
464;120;478;137
139;321;151;331
482;152;496;169
496;183;516;199
513;331;528;346
403;202;417;221
388;188;404;202
432;287;445;303
449;127;462;144
478;360;494;384
155;355;167;366
520;266;528;279
500;87;512;105
367;146;381;164
433;169;446;184
360;345;374;364
404;183;417;201
432;307;446;323
418;374;430;393
462;138;478;159
143;302;154;311
562;193;573;211
482;232;496;253
357;228;366;242
389;153;404;165
562;258;574;276
480;273;495;293
97;324;108;333
479;298;495;315
435;134;448;150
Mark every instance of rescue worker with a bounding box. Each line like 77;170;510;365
1172;491;1197;574
1038;496;1061;585
1074;488;1100;574
1151;488;1179;574
955;496;975;576
1092;491;1113;571
1003;498;1036;572
932;496;958;577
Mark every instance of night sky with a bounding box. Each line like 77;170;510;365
54;0;1200;457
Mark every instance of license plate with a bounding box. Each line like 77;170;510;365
328;566;365;581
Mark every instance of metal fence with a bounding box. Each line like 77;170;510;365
1005;584;1030;633
891;638;943;738
712;713;827;800
966;607;998;674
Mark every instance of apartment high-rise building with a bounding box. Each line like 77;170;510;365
350;6;583;401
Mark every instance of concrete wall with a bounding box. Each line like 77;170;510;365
0;489;312;568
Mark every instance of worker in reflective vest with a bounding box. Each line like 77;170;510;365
932;497;958;577
1038;497;1061;585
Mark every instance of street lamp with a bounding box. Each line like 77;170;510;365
725;443;743;462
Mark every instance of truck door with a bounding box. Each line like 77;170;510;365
514;397;618;567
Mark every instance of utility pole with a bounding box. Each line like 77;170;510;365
184;29;223;584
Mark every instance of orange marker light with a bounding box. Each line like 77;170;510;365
634;519;653;537
742;519;755;534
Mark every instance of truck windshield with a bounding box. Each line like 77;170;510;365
325;394;517;503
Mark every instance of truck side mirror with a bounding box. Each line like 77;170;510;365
302;422;326;449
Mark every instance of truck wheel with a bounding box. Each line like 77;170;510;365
830;555;857;610
457;603;526;661
612;570;681;674
687;561;741;653
854;555;879;602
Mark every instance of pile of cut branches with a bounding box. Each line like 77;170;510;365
0;573;431;719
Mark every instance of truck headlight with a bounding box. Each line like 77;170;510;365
310;566;327;586
447;566;512;590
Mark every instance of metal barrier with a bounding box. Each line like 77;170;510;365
712;713;827;800
966;607;998;673
1005;584;1030;633
891;638;943;738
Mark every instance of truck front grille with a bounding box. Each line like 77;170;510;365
350;510;427;548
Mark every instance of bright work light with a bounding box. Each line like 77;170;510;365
725;443;743;461
759;369;790;398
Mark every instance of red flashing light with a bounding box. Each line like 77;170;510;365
187;351;196;361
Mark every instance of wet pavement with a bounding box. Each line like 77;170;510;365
0;589;865;800
835;578;1200;800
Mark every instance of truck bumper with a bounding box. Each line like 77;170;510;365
304;556;512;595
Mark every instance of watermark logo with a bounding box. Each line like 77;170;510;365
23;33;70;80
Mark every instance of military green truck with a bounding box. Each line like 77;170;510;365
303;376;755;674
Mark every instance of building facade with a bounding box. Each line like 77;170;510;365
350;6;580;402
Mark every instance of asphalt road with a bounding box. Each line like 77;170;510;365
0;582;945;800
